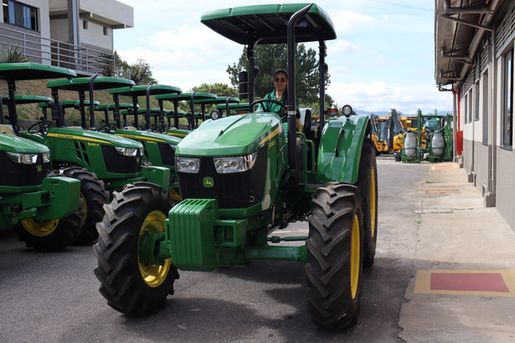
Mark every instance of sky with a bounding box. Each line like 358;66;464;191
114;0;453;114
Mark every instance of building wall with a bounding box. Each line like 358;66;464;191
80;20;112;51
0;0;51;63
50;18;68;41
496;148;515;228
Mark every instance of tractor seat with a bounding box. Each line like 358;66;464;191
0;124;15;136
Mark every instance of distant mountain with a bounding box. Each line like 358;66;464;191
354;109;453;116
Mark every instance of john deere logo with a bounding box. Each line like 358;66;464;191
203;177;214;188
36;165;42;172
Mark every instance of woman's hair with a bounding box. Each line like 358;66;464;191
273;69;288;79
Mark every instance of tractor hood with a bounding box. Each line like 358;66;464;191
0;134;49;153
115;129;181;145
176;112;282;156
47;127;143;148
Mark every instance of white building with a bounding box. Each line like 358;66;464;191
435;0;514;228
0;0;133;74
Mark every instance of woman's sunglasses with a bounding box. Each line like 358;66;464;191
274;77;286;83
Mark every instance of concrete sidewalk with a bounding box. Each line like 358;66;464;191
398;163;515;343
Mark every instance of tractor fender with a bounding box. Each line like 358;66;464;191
317;116;370;185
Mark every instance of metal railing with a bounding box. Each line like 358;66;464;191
0;23;114;75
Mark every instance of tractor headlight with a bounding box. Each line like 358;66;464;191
115;147;139;157
176;157;200;174
213;152;257;174
42;151;51;163
7;152;38;164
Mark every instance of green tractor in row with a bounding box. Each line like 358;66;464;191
94;3;378;329
19;76;171;244
0;63;81;250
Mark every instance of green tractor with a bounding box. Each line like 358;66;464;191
21;76;171;244
94;3;378;330
215;102;250;117
0;63;81;250
193;95;240;120
102;85;184;200
155;92;217;136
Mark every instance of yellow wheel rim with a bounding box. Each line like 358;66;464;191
137;210;171;288
350;214;361;300
21;218;59;237
78;193;88;225
370;167;377;239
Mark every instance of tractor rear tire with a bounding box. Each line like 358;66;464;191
61;167;109;245
16;191;83;251
358;140;378;267
306;183;364;330
94;182;178;316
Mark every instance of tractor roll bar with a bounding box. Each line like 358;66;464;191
319;41;326;138
88;73;98;129
287;4;312;171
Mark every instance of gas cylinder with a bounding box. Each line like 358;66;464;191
431;133;445;156
404;132;417;157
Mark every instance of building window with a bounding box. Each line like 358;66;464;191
482;71;489;145
2;0;38;31
502;50;513;148
468;90;473;123
83;20;88;30
474;81;479;121
103;26;108;36
464;93;468;124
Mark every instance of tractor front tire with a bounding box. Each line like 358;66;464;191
306;183;364;330
61;167;109;245
358;140;378;267
94;182;178;316
17;203;82;252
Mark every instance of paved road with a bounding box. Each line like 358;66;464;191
0;159;428;342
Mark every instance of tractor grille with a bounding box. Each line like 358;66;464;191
0;151;49;187
178;146;267;209
101;145;141;174
158;142;175;167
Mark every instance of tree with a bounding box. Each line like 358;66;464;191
121;59;157;85
226;44;331;106
191;83;237;97
0;46;28;63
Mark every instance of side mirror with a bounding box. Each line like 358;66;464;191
342;104;353;117
210;109;221;120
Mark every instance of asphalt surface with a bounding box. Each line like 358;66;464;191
0;158;428;342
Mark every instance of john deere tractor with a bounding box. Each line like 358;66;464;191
0;63;81;250
20;76;171;244
95;3;378;330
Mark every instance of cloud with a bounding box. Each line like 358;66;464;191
329;81;453;113
332;11;375;35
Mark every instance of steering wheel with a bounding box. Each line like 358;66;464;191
249;99;287;117
27;120;51;135
98;122;117;133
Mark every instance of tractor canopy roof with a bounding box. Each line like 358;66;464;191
0;62;76;80
96;103;135;111
47;76;134;91
109;84;182;96
155;92;217;102
7;95;53;105
193;96;240;105
201;3;336;45
38;99;99;109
